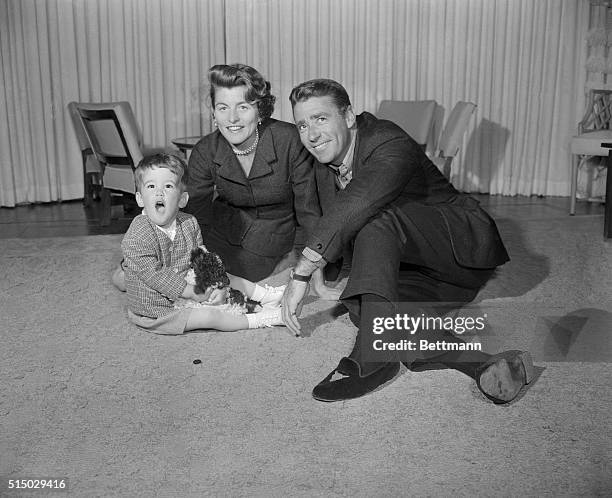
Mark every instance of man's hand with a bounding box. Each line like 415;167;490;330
282;253;323;336
311;267;343;300
281;279;309;336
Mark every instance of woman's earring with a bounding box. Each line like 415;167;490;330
213;120;217;128
258;119;262;126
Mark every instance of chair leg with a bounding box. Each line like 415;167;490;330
605;155;612;238
443;157;453;179
82;151;92;207
570;154;580;215
100;188;112;227
91;172;101;201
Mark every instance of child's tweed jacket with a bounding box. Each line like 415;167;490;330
122;211;203;318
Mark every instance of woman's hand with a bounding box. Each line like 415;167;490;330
310;268;343;301
205;287;228;305
182;284;212;302
187;285;227;305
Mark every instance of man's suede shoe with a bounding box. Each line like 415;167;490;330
476;350;535;404
312;357;401;402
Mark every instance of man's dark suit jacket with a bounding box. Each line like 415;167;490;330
186;118;321;258
306;112;509;269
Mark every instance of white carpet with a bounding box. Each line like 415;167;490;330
1;214;611;496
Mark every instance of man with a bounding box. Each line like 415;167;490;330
281;78;534;403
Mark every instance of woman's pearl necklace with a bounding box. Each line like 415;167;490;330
232;128;259;156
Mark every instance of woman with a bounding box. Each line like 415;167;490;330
186;64;337;296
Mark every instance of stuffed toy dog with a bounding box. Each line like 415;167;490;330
186;245;258;313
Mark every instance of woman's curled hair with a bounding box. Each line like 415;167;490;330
208;63;276;120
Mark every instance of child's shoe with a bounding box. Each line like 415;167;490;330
246;307;285;328
252;284;286;308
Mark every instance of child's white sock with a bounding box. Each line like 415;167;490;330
246;307;285;328
251;284;286;307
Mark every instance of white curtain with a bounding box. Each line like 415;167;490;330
0;0;591;206
225;0;589;196
0;0;224;207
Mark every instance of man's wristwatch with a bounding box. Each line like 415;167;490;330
290;269;312;282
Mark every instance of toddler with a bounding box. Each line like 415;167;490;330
121;153;285;334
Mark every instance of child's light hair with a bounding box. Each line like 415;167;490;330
134;153;189;192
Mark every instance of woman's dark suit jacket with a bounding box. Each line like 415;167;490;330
186;118;321;261
307;112;509;270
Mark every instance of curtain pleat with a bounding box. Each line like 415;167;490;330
0;0;224;207
0;0;592;206
225;0;588;197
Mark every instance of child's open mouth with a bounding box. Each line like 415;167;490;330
155;200;165;211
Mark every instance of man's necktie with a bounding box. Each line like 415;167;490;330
336;164;351;188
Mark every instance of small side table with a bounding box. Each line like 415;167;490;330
171;136;202;160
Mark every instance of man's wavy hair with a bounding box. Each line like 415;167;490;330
208;64;276;120
289;78;352;115
134;153;189;192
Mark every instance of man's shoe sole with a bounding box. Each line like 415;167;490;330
477;350;534;403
